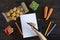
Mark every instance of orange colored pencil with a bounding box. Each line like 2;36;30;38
44;6;48;18
15;22;23;35
46;8;53;20
46;21;54;35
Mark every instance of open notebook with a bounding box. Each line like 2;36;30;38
20;13;38;38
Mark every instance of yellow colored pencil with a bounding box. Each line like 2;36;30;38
44;21;52;36
15;22;23;35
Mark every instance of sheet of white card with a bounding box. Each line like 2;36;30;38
20;13;38;38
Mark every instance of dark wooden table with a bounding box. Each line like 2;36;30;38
0;0;60;40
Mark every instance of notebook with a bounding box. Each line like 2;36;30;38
20;13;38;38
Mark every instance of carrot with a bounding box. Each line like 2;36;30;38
46;8;53;20
44;6;48;18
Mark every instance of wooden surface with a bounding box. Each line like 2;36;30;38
0;0;60;40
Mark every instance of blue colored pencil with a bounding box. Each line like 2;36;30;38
47;24;56;36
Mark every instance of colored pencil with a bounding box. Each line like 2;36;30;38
44;21;52;36
47;24;56;36
15;22;23;35
46;22;54;35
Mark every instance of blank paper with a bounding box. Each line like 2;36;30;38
20;13;38;38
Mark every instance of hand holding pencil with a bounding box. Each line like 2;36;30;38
27;23;47;40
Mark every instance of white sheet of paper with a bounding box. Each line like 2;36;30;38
20;13;38;38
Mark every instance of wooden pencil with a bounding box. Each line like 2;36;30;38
44;21;52;36
46;8;53;20
47;24;56;36
15;22;23;35
44;6;48;18
46;22;54;35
